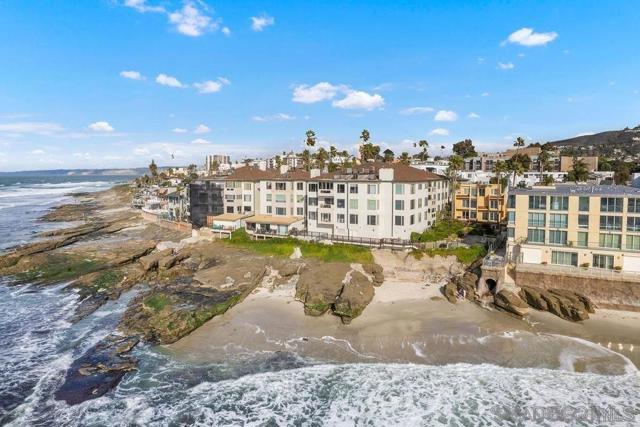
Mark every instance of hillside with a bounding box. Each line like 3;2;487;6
548;126;640;156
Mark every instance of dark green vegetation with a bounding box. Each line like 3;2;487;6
410;220;471;242
16;254;103;284
226;229;373;264
411;245;487;265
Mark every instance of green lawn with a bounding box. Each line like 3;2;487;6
410;220;471;242
412;245;487;265
225;229;373;264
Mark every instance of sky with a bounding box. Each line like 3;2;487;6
0;0;639;171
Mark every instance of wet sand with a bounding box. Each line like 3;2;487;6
168;277;640;374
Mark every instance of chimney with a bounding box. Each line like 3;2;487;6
280;164;289;174
258;161;267;171
379;168;394;181
310;168;321;178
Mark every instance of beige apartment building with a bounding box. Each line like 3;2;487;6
506;185;640;272
454;183;506;224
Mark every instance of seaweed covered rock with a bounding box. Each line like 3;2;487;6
295;262;351;316
333;271;375;324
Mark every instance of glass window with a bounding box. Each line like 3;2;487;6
629;198;640;213
549;230;567;245
337;213;345;223
507;227;515;238
577;232;588;247
394;184;404;195
578;214;589;229
507;195;516;209
367;215;378;226
395;215;404;226
337;199;345;209
593;254;614;269
296;207;304;215
410;215;415;225
367;199;378;210
337;184;345;193
349;214;358;224
308;211;317;220
308;183;317;192
507;211;515;224
266;206;272;214
528;212;546;227
308;197;318;206
550;196;568;211
600;216;622;231
395;200;404;210
551;251;578;266
600;197;622;212
275;182;287;191
266;194;272;202
275;194;286;203
579;197;590;212
599;233;621;249
549;213;568;228
349;185;358;194
297;182;304;191
410;199;416;210
367;184;378;195
627;235;640;250
528;195;546;210
244;183;252;191
276;207;286;215
349;199;358;209
320;213;331;222
627;217;640;232
527;229;545;243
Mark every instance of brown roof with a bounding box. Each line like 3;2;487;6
245;214;304;225
277;169;311;181
223;166;280;181
312;162;445;182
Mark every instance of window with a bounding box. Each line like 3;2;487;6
337;184;345;193
600;216;622;231
337;199;345;209
529;195;546;210
578;214;589;229
320;213;331;222
367;199;378;210
243;195;251;202
308;183;318;192
297;182;304;191
367;184;378;195
410;199;416;210
296;207;304;215
527;229;545;243
549;230;567;245
410;184;416;195
507;211;515;224
462;199;470;208
349;185;358;194
319;182;333;191
577;232;588;247
275;182;287;191
549;214;568;229
579;197;590;212
395;184;404;195
367;215;378;226
627;235;640;250
275;194;286;203
337;214;345;223
599;233;621;249
395;200;405;210
266;194;272;202
275;207;286;215
528;213;546;227
593;254;614;269
410;215;415;225
551;251;578;266
308;211;317;220
489;200;498;210
601;197;622;212
244;183;252;191
296;195;305;203
266;182;272;190
349;214;358;224
550;196;568;211
395;215;404;226
507;227;515;238
418;198;423;208
479;187;486;196
507;195;516;209
349;199;358;209
629;198;640;213
628;217;640;232
266;206;272;214
308;197;318;206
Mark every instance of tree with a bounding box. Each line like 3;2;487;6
506;154;530;186
305;130;317;148
566;157;589;182
359;142;380;162
301;149;312;171
542;174;555;186
493;160;509;191
414;139;429;161
440;145;446;157
599;157;613;172
149;159;158;179
383;148;395;162
513;136;525;151
315;147;329;168
446;155;464;218
398;152;410;165
452;139;477;158
274;155;282;168
614;163;630;185
329;145;338;170
360;129;370;144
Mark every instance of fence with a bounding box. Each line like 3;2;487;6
288;230;467;250
141;210;192;233
515;262;640;282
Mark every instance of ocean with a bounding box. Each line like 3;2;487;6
0;176;639;426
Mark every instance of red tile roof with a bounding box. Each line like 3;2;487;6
311;162;445;182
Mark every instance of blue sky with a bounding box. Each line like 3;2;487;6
0;0;639;171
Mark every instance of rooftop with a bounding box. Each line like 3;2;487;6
245;214;304;225
312;162;445;182
510;184;640;197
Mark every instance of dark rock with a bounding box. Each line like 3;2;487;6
494;290;529;317
456;272;478;301
158;250;191;271
519;287;548;311
520;286;593;322
295;262;350;316
442;281;458;304
333;271;375;324
55;335;139;405
139;249;173;272
363;263;384;286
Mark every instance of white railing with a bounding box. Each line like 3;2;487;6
516;262;640;282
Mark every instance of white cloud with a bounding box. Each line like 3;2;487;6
222;26;231;36
120;70;144;80
31;149;46;155
434;110;458;122
292;82;341;103
503;27;558;47
124;0;165;13
575;132;595;137
156;73;185;88
399;106;434;115
193;124;210;134
429;128;449;136
88;121;114;132
193;77;230;94
172;128;188;133
518;53;526;58
477;57;485;64
481;92;490;97
134;147;151;156
250;14;275;31
332;90;384;111
169;1;218;37
0;122;64;135
73;152;93;160
191;138;211;144
467;112;480;119
252;113;295;122
497;62;514;70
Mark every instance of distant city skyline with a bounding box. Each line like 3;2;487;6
1;0;639;171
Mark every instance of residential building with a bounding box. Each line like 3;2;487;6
222;166;278;215
167;187;190;222
506;185;640;272
189;178;225;227
454;183;506;224
205;154;231;172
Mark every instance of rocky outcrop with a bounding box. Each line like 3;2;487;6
519;286;595;322
333;271;375;324
54;334;139;405
295;262;351;316
363;263;384;286
494;290;529;317
138;249;173;272
442;281;459;304
456;271;478;301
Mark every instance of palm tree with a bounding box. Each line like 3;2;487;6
538;149;551;183
301;149;312;171
513;136;525;151
446;155;464;219
507;159;525;187
329;145;338;170
360;129;370;144
493;160;509;191
567;157;589;182
383;148;395;162
414;139;429;161
315;147;329;168
305;129;316;148
440;145;445;157
149;159;158;179
398;152;410;165
542;174;555;186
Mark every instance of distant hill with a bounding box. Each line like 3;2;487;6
548;126;640;156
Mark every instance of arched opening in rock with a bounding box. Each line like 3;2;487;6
486;278;497;294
